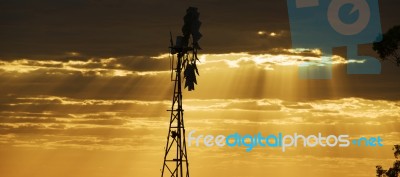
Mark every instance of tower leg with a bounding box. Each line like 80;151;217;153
161;52;190;177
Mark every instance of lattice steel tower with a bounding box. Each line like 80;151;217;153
161;7;202;177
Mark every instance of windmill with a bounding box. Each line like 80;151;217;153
161;7;202;177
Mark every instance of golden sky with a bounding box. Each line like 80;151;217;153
0;51;399;177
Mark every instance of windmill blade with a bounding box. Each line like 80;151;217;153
182;7;202;49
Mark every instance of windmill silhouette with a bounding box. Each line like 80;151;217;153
161;7;202;177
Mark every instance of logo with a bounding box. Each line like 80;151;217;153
188;130;383;152
287;0;383;79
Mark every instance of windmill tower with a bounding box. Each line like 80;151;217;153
161;7;202;177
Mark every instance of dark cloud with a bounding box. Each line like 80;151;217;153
116;57;170;71
0;0;307;59
1;0;399;60
0;69;172;100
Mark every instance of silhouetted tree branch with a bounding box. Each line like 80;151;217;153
376;145;400;177
373;25;400;66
